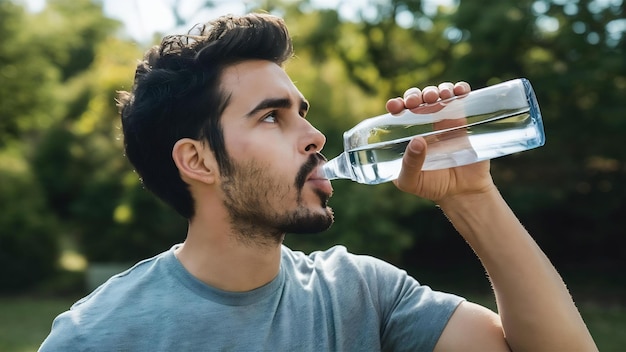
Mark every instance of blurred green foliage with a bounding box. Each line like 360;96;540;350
0;0;624;292
0;150;59;291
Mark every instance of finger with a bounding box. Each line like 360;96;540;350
386;97;405;115
438;82;455;99
421;86;440;104
453;81;471;95
403;87;423;109
394;137;426;193
403;87;421;99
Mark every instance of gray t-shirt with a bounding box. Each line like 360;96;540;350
39;245;463;351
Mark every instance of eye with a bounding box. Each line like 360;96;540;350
261;111;278;123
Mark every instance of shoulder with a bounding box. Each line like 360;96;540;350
281;245;461;304
282;246;466;351
75;249;172;306
280;244;409;300
39;248;176;349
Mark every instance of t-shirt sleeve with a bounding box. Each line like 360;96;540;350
359;255;465;352
38;310;83;351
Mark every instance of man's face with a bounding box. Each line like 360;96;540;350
216;60;334;243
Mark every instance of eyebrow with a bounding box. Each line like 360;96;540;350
246;97;310;118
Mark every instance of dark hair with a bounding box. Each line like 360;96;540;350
117;13;294;219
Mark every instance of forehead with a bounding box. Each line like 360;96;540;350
220;60;302;113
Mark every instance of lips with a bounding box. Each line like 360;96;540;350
308;166;328;181
306;166;333;195
296;153;327;189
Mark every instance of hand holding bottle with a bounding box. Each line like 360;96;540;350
322;78;545;191
386;81;495;203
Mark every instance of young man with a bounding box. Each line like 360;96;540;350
40;13;596;351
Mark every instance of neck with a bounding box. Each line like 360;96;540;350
174;206;284;292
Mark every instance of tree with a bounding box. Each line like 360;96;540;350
0;0;60;146
31;24;187;264
1;0;185;277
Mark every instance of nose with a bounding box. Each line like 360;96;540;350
301;120;326;154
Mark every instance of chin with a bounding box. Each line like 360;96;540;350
282;206;334;235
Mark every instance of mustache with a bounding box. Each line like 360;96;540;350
295;152;327;190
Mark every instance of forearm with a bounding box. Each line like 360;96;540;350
438;188;597;351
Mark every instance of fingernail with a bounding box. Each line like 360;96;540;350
409;138;423;154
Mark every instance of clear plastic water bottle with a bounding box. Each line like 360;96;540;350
322;78;545;185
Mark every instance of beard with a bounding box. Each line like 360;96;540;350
220;153;334;247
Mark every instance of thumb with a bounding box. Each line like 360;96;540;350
395;137;426;192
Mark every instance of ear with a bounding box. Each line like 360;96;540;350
172;138;218;185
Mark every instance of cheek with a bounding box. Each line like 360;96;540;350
224;130;255;161
224;157;301;211
226;130;297;169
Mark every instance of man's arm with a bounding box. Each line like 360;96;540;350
388;82;597;351
434;188;597;351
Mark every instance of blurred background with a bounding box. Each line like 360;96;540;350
0;0;624;350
